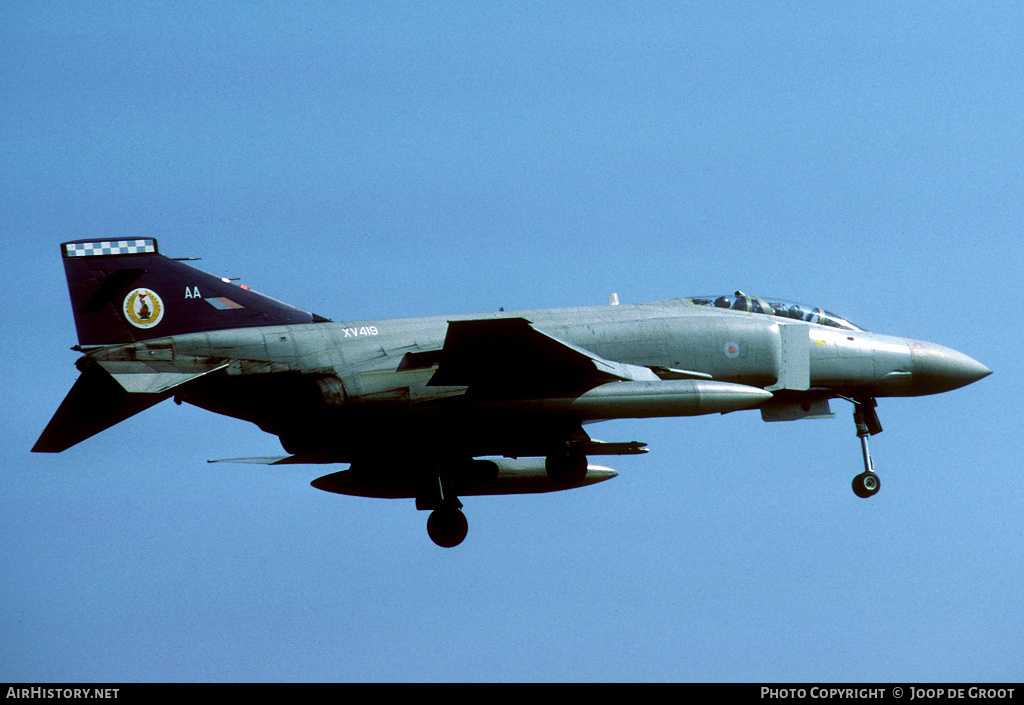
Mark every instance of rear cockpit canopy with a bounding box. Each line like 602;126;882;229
688;292;865;331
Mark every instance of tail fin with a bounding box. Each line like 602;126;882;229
60;238;328;346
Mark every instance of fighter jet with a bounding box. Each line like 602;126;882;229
34;239;991;547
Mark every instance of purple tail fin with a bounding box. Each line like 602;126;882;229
60;238;328;346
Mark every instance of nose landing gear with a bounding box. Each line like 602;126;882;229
851;397;882;498
852;469;880;498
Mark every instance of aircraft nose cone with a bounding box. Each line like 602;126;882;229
909;341;991;396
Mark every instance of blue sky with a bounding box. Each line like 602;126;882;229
2;2;1022;682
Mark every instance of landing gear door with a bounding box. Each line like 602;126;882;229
769;322;810;392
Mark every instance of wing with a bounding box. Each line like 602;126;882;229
427;317;657;397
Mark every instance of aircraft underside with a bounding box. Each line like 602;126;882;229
182;375;650;546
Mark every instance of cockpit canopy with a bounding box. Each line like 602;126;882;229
688;293;864;331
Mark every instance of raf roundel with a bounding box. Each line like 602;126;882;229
123;288;164;329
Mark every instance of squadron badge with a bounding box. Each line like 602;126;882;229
123;288;164;328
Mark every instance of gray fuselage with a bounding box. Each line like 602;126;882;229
93;296;981;461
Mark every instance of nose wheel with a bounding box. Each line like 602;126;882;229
852;398;882;498
852;470;880;498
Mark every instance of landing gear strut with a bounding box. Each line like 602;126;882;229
421;468;469;548
851;397;882;498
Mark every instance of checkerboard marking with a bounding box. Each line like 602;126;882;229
63;239;157;257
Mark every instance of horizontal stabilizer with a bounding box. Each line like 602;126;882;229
33;356;226;453
96;359;228;394
32;367;168;453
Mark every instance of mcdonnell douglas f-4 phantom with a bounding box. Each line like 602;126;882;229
35;239;991;547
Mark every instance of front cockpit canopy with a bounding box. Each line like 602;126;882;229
688;293;864;331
